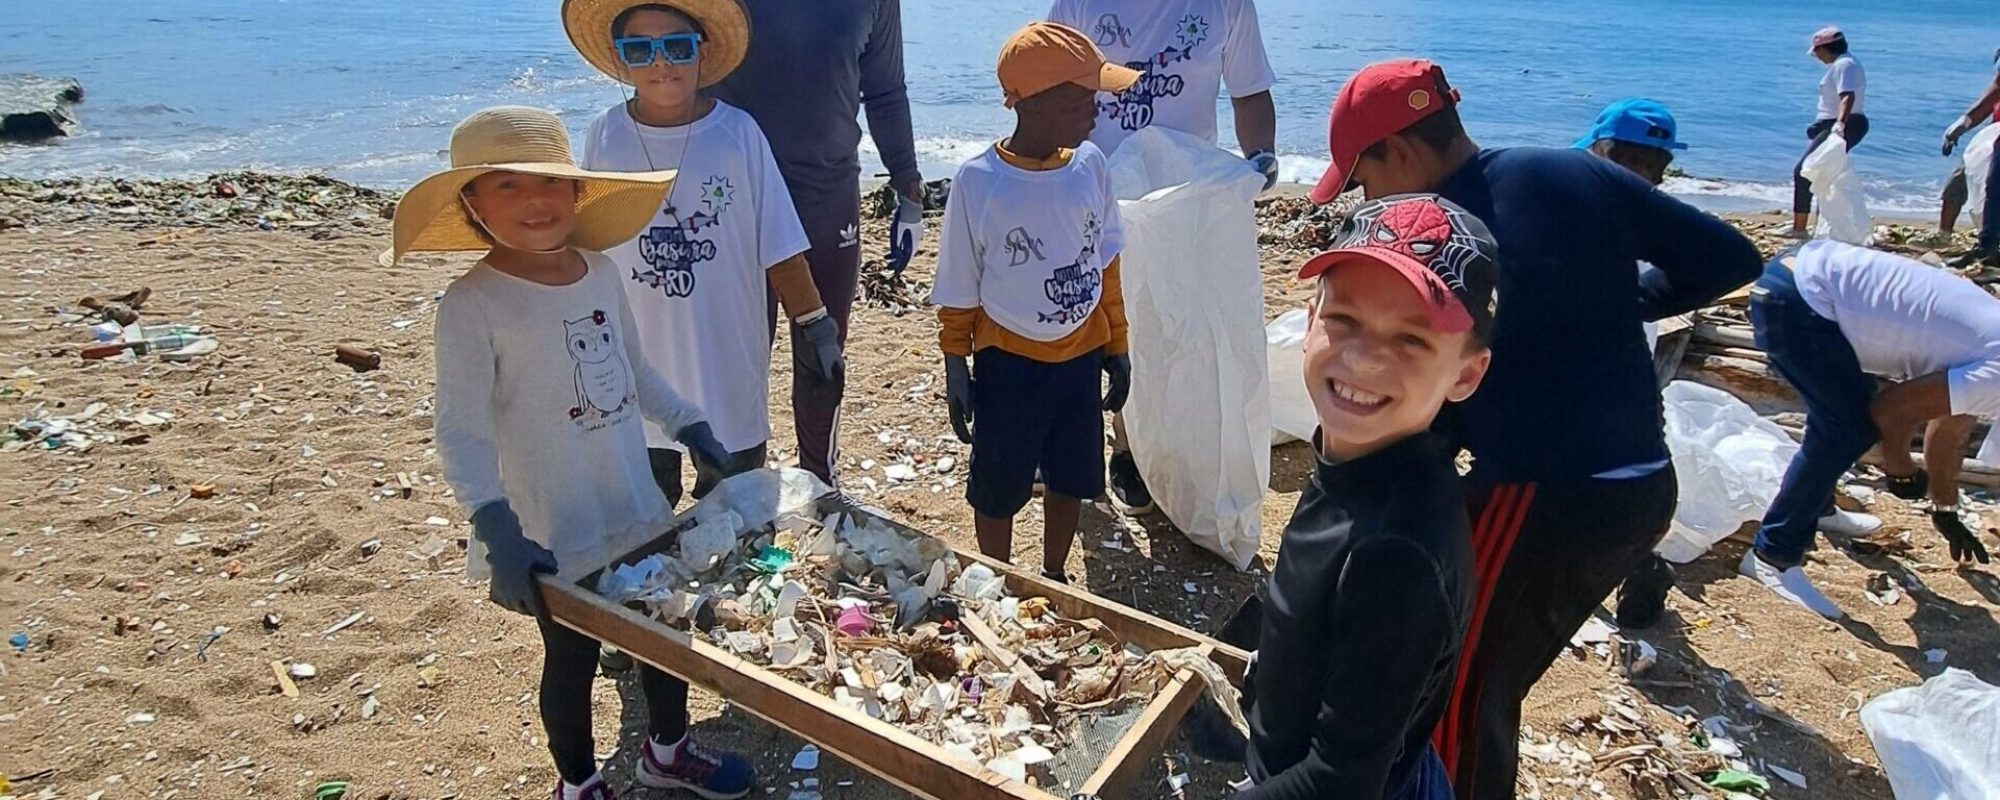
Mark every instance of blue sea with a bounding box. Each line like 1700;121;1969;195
3;0;1997;215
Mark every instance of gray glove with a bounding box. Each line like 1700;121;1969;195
888;193;925;277
1102;353;1131;412
471;500;557;620
675;421;733;479
798;313;845;383
1247;151;1279;191
1944;115;1975;156
944;355;974;444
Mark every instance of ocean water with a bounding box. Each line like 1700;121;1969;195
2;0;1996;215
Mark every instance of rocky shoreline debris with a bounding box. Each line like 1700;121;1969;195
0;172;394;234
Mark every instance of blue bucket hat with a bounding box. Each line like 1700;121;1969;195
1574;98;1687;151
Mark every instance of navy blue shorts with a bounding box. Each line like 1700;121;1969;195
967;347;1105;518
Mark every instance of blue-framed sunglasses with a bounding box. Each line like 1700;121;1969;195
614;33;702;68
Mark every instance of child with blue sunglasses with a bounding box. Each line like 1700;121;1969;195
564;0;839;517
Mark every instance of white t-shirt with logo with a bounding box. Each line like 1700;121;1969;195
930;143;1126;341
1817;54;1866;120
582;101;811;453
1047;0;1276;154
434;251;706;579
1793;240;2000;418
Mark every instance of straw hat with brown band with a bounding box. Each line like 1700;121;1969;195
562;0;751;88
380;106;677;266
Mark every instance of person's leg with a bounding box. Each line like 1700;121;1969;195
648;447;687;510
690;443;769;501
966;348;1044;562
1040;350;1107;580
1942;165;1968;235
1748;260;1880;569
538;617;604;786
774;189;862;487
1793;120;1835;235
633;661;753;798
1980;147;2000;255
1440;470;1680;800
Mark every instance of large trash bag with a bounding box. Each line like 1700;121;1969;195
1964;123;2000;222
1862;669;2000;800
1108;127;1269;570
1801;133;1872;245
1265;309;1314;446
1655;381;1800;564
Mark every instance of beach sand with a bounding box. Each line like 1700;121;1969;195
1;177;1995;800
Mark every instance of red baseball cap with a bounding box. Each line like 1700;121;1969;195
1296;194;1498;337
1307;59;1461;205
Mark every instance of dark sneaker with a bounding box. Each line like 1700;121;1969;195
1948;249;1999;269
553;775;617;800
1107;451;1156;515
1615;555;1675;630
636;737;755;800
1884;469;1929;501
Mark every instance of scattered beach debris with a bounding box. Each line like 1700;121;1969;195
334;344;382;372
791;745;819;772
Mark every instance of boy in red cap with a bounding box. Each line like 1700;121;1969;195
929;22;1138;581
1237;194;1495;800
1307;59;1762;800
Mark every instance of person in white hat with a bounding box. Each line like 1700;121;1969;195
1791;26;1869;238
564;0;840;512
389;106;754;800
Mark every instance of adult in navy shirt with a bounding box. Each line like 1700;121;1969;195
1306;60;1762;800
708;0;924;487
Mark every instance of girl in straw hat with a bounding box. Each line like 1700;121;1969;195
392;105;755;800
565;0;839;513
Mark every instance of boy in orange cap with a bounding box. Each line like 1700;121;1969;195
929;22;1138;582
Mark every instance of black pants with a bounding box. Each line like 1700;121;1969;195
1793;115;1870;214
1437;468;1679;800
539;616;688;784
648;443;769;509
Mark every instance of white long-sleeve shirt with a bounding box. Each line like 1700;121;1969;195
434;250;705;579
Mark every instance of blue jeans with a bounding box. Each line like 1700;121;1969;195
1750;257;1880;567
1980;136;2000;253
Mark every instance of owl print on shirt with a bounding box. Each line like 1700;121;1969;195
564;310;633;423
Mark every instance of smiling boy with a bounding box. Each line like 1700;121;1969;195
1238;194;1497;800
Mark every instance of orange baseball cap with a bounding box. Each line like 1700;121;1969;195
997;22;1141;108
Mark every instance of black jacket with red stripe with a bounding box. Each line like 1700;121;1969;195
1241;431;1473;799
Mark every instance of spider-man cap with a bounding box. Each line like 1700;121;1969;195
1296;194;1498;338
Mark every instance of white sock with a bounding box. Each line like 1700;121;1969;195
648;734;685;768
561;773;604;800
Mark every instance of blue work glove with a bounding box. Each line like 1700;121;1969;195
471;500;557;620
887;193;925;277
675;421;734;480
1247;150;1278;191
944;355;974;444
797;312;845;383
1102;353;1131;413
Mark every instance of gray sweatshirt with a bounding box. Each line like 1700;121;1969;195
708;0;922;218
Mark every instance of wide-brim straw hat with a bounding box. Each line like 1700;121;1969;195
381;106;675;266
562;0;751;88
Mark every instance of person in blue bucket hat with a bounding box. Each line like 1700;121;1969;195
1575;98;1685;187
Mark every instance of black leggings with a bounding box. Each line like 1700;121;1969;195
1793;115;1870;214
540;616;688;784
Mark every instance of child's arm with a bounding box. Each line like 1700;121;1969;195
768;255;826;320
1097;156;1129;356
1238;540;1458;799
433;288;507;515
929;175;983;357
1100;255;1128;356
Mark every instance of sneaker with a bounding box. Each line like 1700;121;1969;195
1818;508;1883;537
598;646;633;674
554;774;617;800
1739;549;1844;620
636;736;755;800
1948;249;1999;269
1883;469;1929;501
1107;451;1156;515
1615;555;1675;630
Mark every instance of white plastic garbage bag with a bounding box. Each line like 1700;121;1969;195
1801;133;1872;245
1861;668;2000;800
1109;127;1270;571
1655;382;1800;564
1265;309;1314;446
1964;123;2000;222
